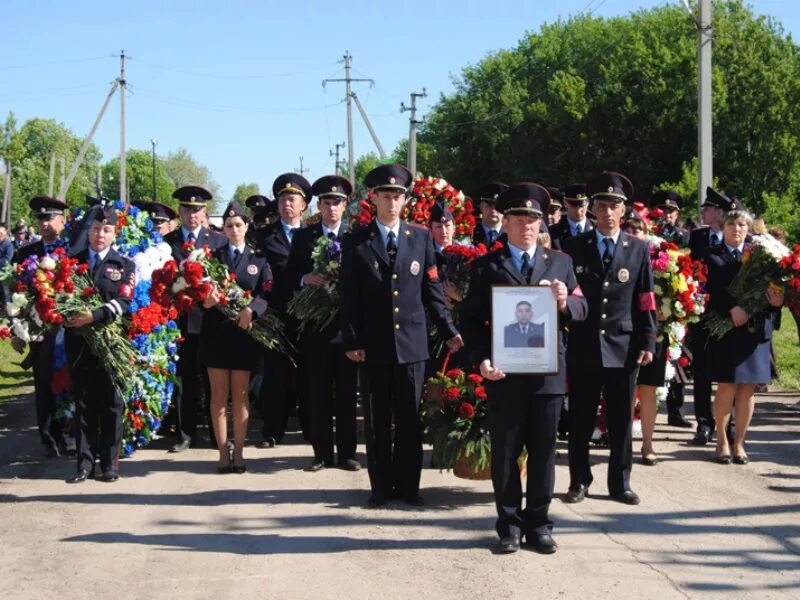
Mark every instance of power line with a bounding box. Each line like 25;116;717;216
134;89;345;114
0;56;110;71
133;58;341;81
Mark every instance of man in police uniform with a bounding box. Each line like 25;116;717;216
460;182;587;553
132;199;178;237
12;196;70;456
688;187;739;444
245;194;273;248
472;182;508;247
549;184;594;250
650;190;689;246
163;185;227;452
563;172;657;506
64;206;135;483
340;163;463;507
283;174;361;473
256;173;311;447
545;187;564;228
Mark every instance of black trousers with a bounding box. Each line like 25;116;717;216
667;381;685;417
175;333;213;444
30;334;63;449
66;337;122;471
688;325;714;430
260;349;306;441
363;361;425;499
488;379;561;538
305;340;358;463
568;366;637;493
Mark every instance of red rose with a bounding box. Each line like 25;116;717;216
0;327;11;340
678;356;690;368
445;368;462;379
474;386;487;399
444;386;461;401
467;373;484;385
458;402;476;419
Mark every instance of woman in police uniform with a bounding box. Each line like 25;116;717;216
200;201;273;473
705;209;783;465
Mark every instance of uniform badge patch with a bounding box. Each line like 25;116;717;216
106;268;121;281
247;264;258;275
576;265;585;274
410;260;421;276
618;268;630;283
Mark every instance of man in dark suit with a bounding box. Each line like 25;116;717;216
503;302;546;348
549;184;594;250
256;173;311;448
163;185;227;452
12;196;70;456
131;199;177;237
471;181;508;247
283;174;361;473
340;163;463;508
64;206;135;483
460;182;587;554
562;172;657;506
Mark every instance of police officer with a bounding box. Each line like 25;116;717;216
132;199;178;237
546;187;564;228
340;163;463;507
163;185;227;452
429;201;455;270
64;206;135;483
283;175;361;472
472;182;508;247
563;172;657;506
549;184;594;250
256;173;311;447
460;183;587;553
650;190;688;246
13;196;70;456
245;194;272;248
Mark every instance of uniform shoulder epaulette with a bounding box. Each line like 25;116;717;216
406;222;427;232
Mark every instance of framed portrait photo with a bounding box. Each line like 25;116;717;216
491;285;559;375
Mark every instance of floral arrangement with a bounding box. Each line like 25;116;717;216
286;234;342;332
152;243;292;355
704;233;791;339
424;367;490;473
441;241;502;299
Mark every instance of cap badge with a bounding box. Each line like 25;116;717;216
331;186;337;192
607;187;614;193
247;264;258;275
618;268;630;283
410;260;420;276
493;194;499;199
389;177;396;184
228;210;235;216
40;207;46;212
525;200;532;208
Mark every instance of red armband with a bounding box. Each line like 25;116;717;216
426;266;439;281
262;280;273;293
638;291;656;311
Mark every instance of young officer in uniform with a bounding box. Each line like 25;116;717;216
562;172;657;506
64;206;135;483
460;182;587;554
14;196;70;456
163;185;227;452
256;173;311;448
548;184;594;250
132;199;178;237
340;163;463;507
282;175;361;473
472;182;508;247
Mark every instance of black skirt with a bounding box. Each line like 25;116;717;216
199;308;263;372
636;342;668;387
709;322;772;384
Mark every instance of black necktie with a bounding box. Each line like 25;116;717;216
487;230;496;245
711;233;720;246
90;253;100;276
521;251;533;283
387;231;398;264
327;231;336;241
575;224;583;236
602;237;615;272
233;248;241;264
732;248;742;262
187;231;196;244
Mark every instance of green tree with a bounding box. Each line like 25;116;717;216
0;115;102;222
419;0;800;215
231;182;260;203
101;149;175;207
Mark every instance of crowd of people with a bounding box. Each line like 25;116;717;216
2;163;789;555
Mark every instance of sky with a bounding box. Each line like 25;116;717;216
2;0;798;204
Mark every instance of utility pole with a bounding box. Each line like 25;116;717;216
118;50;128;203
323;52;375;183
295;156;308;177
2;163;10;225
151;138;158;201
697;0;713;215
59;156;66;194
400;88;427;176
47;154;56;196
330;141;345;175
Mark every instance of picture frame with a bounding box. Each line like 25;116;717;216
490;284;559;375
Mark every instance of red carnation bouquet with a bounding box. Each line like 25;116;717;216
779;244;800;318
441;242;503;299
151;243;292;355
424;367;490;473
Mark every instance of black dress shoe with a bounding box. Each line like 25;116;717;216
667;414;693;428
527;532;558;554
610;489;641;505
169;439;191;453
232;462;247;474
99;469;119;482
404;495;425;507
641;453;659;466
338;458;362;471
691;427;712;446
257;437;276;449
563;484;589;503
365;494;387;509
66;468;91;484
305;459;327;472
732;454;749;465
497;534;521;554
714;453;732;465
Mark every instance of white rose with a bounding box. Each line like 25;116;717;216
11;293;28;308
172;277;188;293
39;256;57;271
12;319;30;343
6;303;20;317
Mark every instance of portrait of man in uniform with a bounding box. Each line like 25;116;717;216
503;301;545;348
